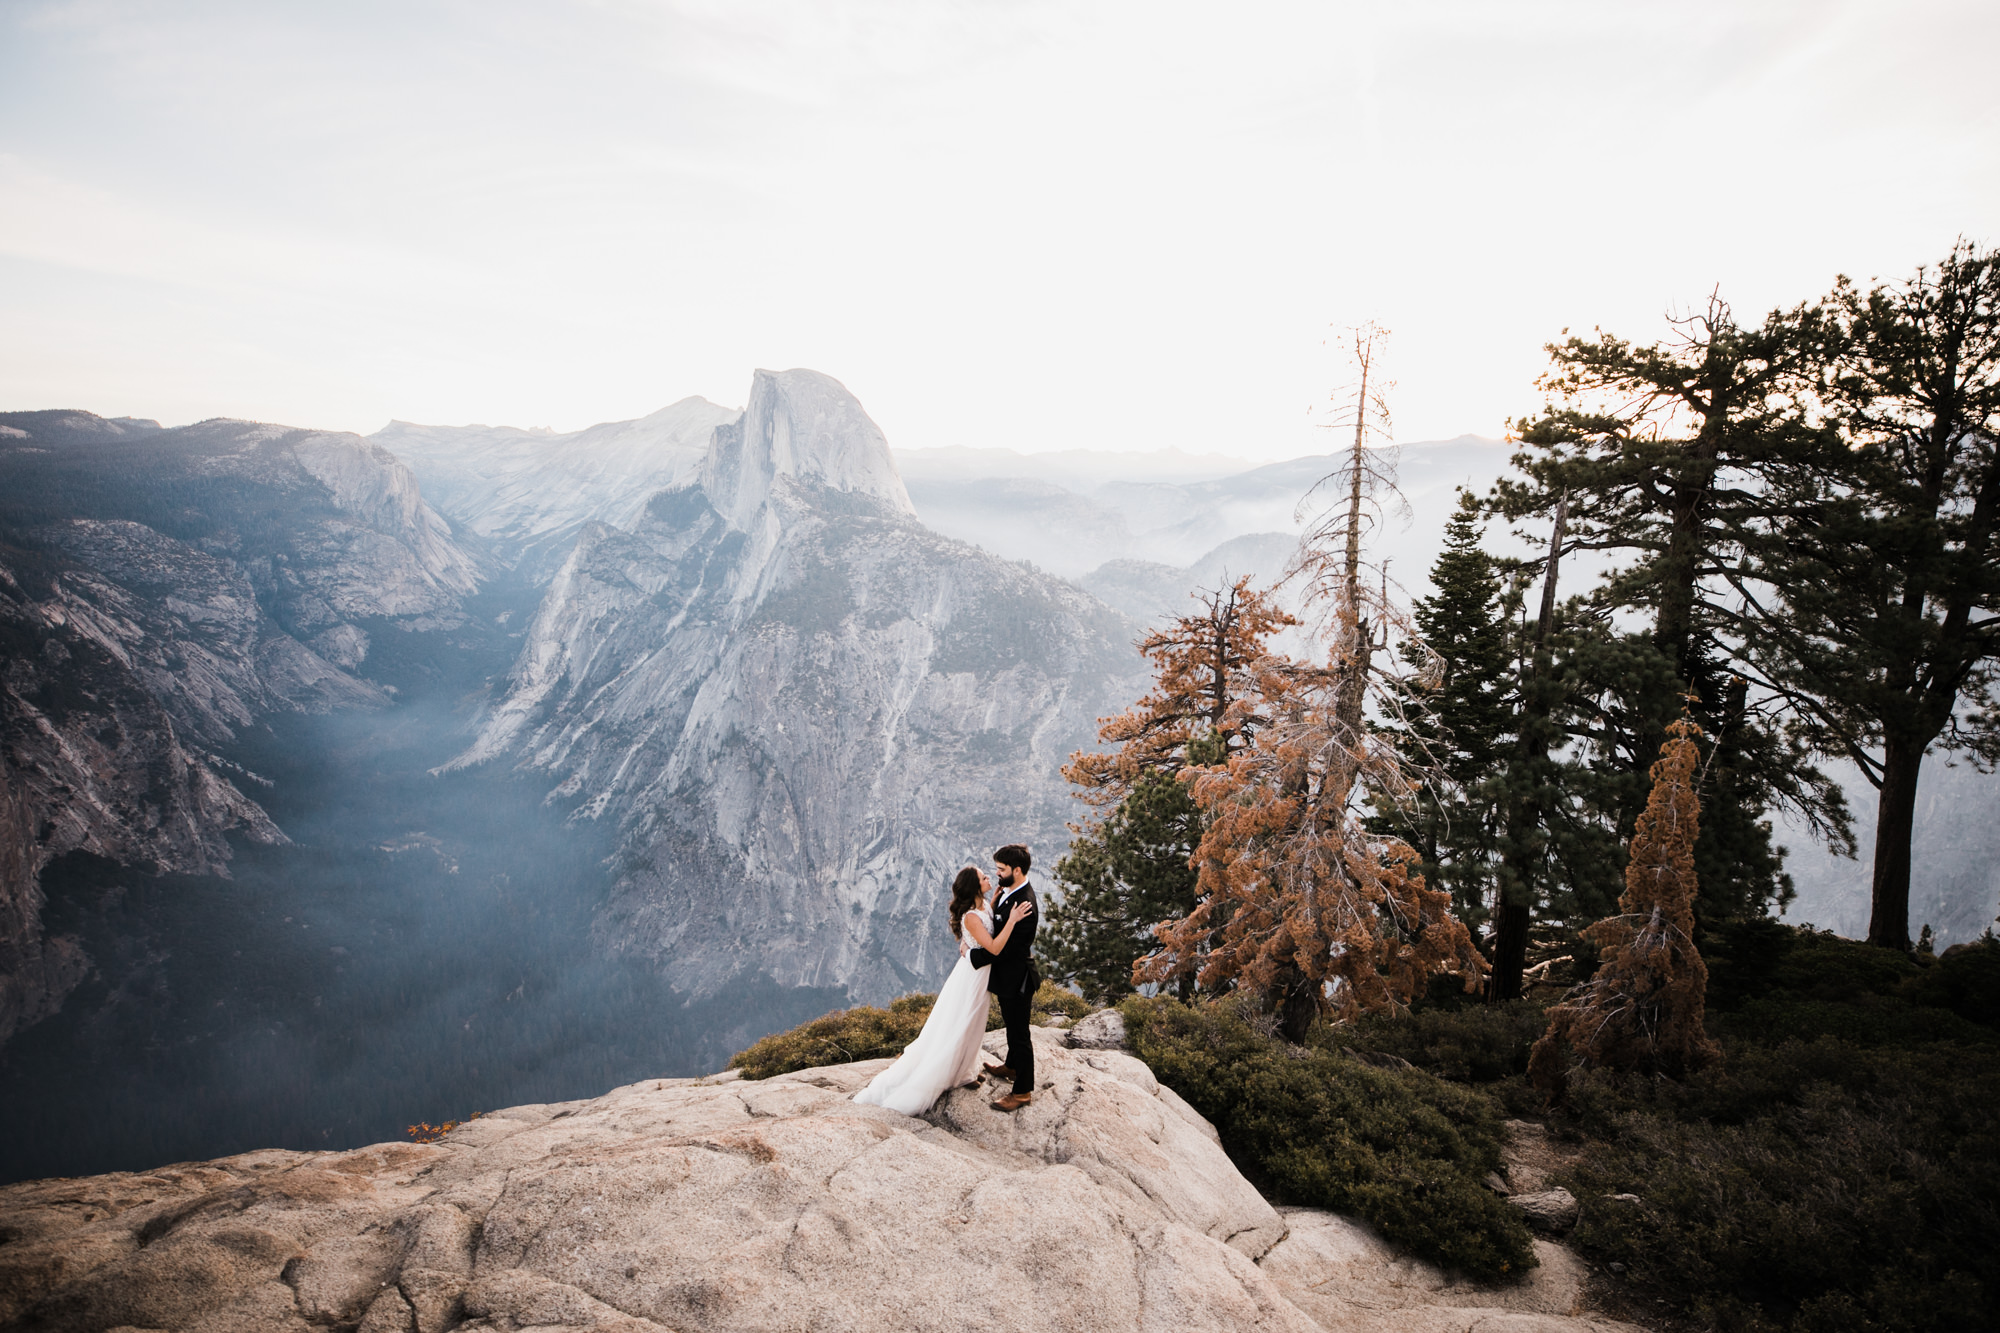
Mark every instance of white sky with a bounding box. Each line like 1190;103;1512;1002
2;0;1995;461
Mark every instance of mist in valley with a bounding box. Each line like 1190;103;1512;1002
0;571;844;1185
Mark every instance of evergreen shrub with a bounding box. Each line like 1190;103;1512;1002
1118;994;1537;1281
1559;1040;2000;1333
1701;919;2000;1048
731;983;1093;1079
730;993;935;1079
1334;1001;1548;1082
1913;935;2000;1029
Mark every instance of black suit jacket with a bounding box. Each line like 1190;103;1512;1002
969;882;1039;997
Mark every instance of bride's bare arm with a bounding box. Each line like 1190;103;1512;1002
964;900;1031;954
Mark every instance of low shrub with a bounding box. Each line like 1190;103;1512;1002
406;1110;482;1143
1913;935;2000;1029
1702;919;2000;1047
1333;1000;1548;1082
730;993;936;1079
1119;994;1537;1282
1033;980;1094;1023
1559;1039;2000;1333
732;982;1093;1079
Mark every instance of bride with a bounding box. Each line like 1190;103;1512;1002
853;866;1033;1116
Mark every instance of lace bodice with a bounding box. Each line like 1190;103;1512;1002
958;907;993;957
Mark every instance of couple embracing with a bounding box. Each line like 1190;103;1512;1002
854;844;1041;1116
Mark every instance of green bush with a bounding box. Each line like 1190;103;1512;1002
1034;980;1094;1023
1700;919;2000;1049
1333;1001;1548;1082
730;993;936;1079
1559;1039;2000;1333
1119;994;1537;1282
731;982;1094;1079
1912;935;2000;1029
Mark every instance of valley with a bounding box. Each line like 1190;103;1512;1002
3;372;1994;1189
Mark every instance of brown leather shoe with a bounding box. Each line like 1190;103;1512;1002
990;1092;1033;1112
982;1064;1014;1081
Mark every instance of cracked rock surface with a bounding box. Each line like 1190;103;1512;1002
0;1030;1638;1333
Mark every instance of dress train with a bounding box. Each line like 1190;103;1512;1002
853;909;992;1115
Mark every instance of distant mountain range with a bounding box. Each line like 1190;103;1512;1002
2;378;1994;1183
0;412;479;1046
426;369;1145;1001
373;399;737;584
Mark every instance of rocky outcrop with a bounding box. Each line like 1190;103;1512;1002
699;369;914;529
0;1029;1640;1333
447;372;1147;1003
0;411;484;1045
0;550;297;1045
1261;1208;1636;1333
1509;1188;1581;1236
1065;1007;1129;1050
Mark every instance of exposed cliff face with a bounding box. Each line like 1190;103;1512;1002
0;411;484;1045
0;1030;1639;1333
0;554;290;1042
699;368;915;529
373;397;740;582
451;371;1144;1003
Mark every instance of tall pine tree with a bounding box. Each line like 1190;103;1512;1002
1388;490;1514;927
1734;242;2000;949
1495;302;1850;920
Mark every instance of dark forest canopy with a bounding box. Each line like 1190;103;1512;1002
1047;240;2000;1015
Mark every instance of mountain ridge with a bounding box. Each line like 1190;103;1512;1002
444;370;1147;1002
0;409;487;1043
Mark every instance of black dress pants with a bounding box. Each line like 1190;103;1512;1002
998;988;1034;1096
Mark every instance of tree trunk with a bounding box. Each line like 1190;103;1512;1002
1866;733;1924;951
1278;973;1319;1043
1488;897;1531;1002
1491;498;1567;1003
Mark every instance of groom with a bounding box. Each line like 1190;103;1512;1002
968;843;1040;1111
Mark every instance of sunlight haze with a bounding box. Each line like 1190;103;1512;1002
3;0;1996;458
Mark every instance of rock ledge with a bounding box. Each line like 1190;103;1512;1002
0;1028;1640;1333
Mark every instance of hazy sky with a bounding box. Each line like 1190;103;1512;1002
3;0;1995;460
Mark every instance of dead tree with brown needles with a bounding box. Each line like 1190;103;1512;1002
1529;709;1722;1096
1139;325;1484;1038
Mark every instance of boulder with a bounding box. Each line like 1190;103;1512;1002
1509;1188;1581;1236
1065;1007;1128;1050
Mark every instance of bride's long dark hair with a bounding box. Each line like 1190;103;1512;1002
947;866;983;940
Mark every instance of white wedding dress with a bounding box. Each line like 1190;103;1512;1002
853;908;993;1115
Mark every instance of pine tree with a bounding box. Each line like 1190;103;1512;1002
1065;578;1295;801
1494;303;1851;919
1529;710;1722;1096
1388;490;1514;926
1735;242;2000;950
1044;582;1293;1001
1142;650;1485;1038
1141;327;1484;1038
1044;768;1204;1004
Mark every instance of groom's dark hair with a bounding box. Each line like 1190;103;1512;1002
994;844;1031;874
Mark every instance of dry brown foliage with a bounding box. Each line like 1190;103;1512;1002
406;1110;482;1143
1064;577;1296;805
1529;712;1722;1095
1127;333;1481;1034
1136;600;1482;1032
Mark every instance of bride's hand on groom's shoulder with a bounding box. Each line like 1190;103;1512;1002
1009;901;1034;922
